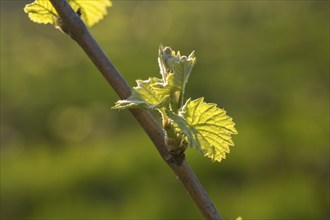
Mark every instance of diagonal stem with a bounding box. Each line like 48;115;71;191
48;1;222;219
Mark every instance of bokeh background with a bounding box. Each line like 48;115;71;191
1;1;329;219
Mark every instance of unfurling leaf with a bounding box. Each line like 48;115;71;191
158;46;196;109
113;77;172;110
167;97;237;162
24;0;112;29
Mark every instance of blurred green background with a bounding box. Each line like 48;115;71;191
1;1;329;219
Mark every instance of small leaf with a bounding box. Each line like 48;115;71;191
172;51;196;93
158;46;196;92
113;77;172;110
24;0;112;28
167;97;237;162
158;46;196;109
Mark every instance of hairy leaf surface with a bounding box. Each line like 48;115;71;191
158;46;196;107
172;51;196;93
113;77;172;110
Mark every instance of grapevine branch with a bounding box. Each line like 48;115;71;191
49;0;222;219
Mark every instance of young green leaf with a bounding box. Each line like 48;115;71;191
167;97;238;162
172;51;196;92
24;0;112;28
113;77;172;110
158;46;196;108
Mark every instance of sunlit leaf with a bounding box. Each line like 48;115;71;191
167;97;237;162
172;51;196;93
158;46;196;106
24;0;58;25
24;0;112;28
113;77;172;110
68;0;112;27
